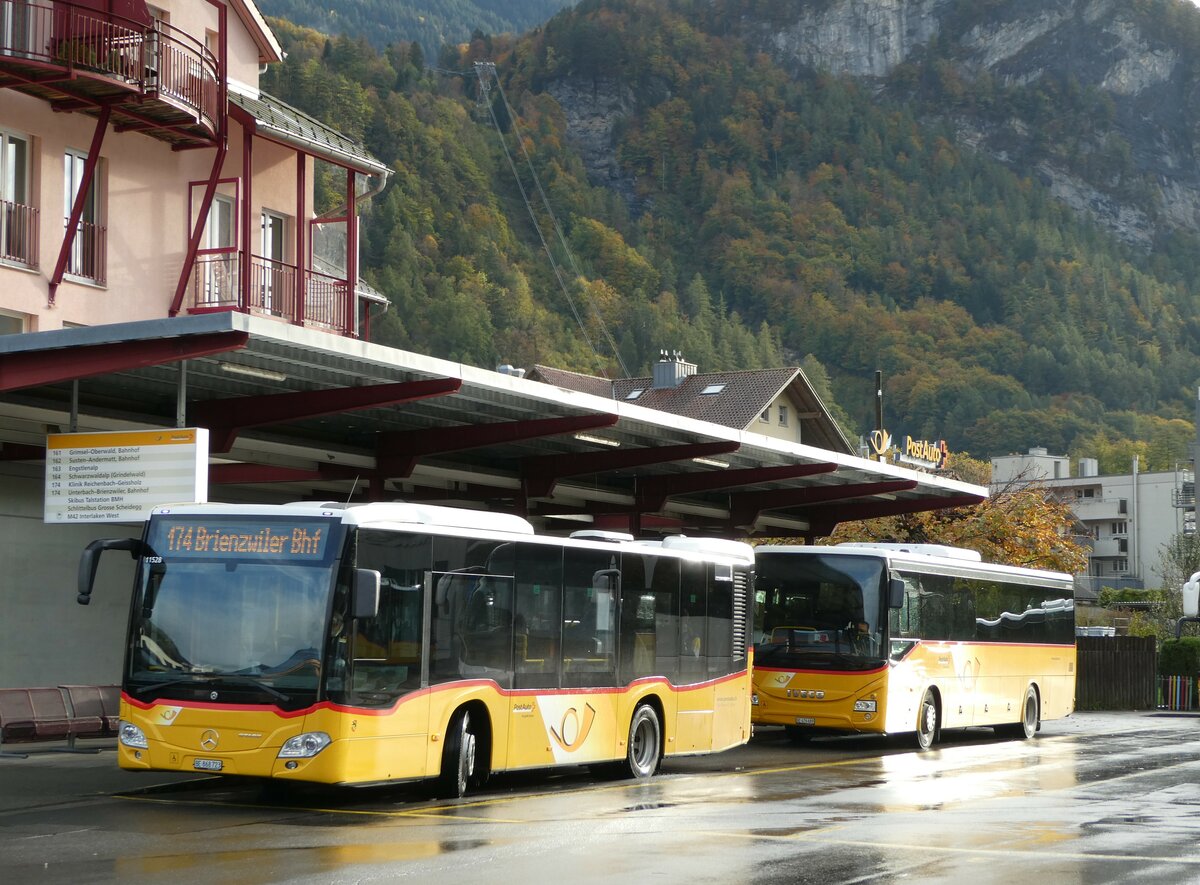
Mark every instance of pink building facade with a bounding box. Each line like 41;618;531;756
0;0;388;339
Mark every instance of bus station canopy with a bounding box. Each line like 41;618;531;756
0;313;987;538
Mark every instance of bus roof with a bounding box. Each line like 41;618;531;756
755;542;1074;586
149;500;538;535
147;502;755;565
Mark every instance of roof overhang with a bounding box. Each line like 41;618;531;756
0;314;987;538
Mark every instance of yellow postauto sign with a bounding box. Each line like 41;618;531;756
44;428;209;524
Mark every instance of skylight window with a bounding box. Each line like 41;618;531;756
701;384;726;395
625;388;645;400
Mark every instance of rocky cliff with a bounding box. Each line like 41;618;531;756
743;0;1200;248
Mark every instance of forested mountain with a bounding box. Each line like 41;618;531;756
256;0;576;58
260;0;1200;470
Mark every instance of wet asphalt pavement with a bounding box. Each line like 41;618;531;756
2;711;1198;884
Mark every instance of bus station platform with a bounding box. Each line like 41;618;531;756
0;740;201;815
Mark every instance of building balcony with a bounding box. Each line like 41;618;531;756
0;1;219;148
188;251;356;337
0;199;38;268
1071;496;1127;521
1089;538;1128;559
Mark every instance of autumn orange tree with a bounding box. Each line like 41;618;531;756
825;454;1089;574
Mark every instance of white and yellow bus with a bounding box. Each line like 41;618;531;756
751;543;1075;749
78;502;755;795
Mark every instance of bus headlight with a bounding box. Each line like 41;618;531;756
118;720;148;749
278;732;332;758
853;699;878;713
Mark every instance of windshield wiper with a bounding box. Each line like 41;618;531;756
129;674;291;703
208;675;291;703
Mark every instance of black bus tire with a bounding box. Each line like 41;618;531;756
997;685;1039;740
435;708;477;798
623;704;662;779
915;688;939;751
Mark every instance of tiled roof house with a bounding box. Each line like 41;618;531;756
527;353;856;455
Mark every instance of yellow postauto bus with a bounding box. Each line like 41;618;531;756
751;543;1075;749
77;502;755;795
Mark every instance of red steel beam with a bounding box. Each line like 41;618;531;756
0;331;249;392
0;443;46;461
521;440;741;499
376;413;619;479
48;104;110;306
192;377;463;452
636;462;839;513
805;494;987;538
730;479;918;528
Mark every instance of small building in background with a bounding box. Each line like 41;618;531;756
992;447;1191;601
527;351;856;455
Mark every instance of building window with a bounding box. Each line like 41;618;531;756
0;129;34;267
759;408;770;423
0;309;26;335
63;148;105;284
1111;521;1127;535
1114;558;1128;574
196;194;237;306
777;406;788;427
257;210;288;314
701;383;726;395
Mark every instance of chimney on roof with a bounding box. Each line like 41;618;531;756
652;350;696;389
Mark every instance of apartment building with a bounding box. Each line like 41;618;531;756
0;0;389;338
991;447;1190;599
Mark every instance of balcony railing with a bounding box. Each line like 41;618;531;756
0;1;219;145
190;252;356;336
65;217;105;284
0;199;38;267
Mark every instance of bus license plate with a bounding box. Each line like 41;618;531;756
193;758;223;771
794;717;816;726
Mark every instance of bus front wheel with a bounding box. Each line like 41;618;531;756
623;704;662;779
915;689;939;751
436;709;477;799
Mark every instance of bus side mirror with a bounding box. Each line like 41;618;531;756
1184;572;1200;619
887;577;905;609
77;537;142;605
351;568;381;619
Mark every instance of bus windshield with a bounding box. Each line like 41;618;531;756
127;516;345;706
753;552;885;670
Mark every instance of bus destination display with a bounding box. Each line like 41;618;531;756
158;520;333;561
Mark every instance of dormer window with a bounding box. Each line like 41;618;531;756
701;383;725;395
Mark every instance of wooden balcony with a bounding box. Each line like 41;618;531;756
0;1;220;148
189;252;356;337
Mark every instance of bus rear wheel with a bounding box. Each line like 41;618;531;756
915;689;939;751
436;709;477;799
623;704;662;779
997;685;1039;740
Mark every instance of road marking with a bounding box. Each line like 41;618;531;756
708;828;1200;865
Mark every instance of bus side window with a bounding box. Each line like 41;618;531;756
561;549;617;688
680;559;707;680
513;543;562;690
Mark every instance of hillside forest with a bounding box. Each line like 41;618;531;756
260;0;1200;474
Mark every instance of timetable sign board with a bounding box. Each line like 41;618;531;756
45;428;209;524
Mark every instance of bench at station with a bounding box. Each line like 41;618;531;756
0;685;119;758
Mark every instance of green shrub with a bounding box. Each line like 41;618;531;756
1159;637;1200;676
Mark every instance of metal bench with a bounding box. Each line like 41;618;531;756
0;686;117;757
